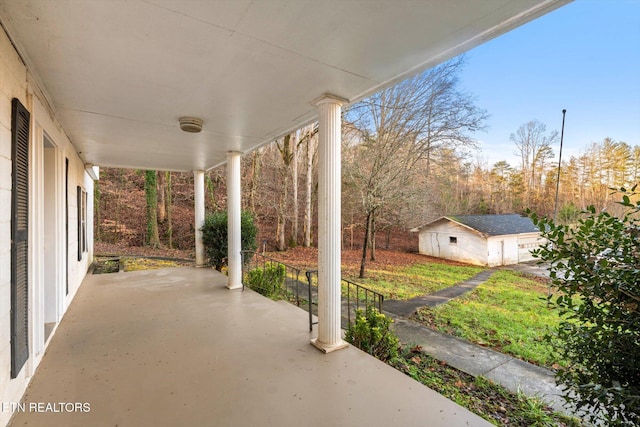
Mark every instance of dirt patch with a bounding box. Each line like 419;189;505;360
92;257;120;274
95;241;194;260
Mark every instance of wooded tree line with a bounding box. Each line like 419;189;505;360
95;56;639;275
95;169;195;250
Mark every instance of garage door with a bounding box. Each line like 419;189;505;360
517;234;540;263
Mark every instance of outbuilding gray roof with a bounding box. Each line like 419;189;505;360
447;214;539;236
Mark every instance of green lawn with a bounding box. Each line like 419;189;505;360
121;257;180;271
413;270;565;368
352;263;484;300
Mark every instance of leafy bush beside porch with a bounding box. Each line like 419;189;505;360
245;263;286;298
201;210;258;270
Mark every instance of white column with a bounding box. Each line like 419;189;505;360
311;94;349;353
226;151;243;290
194;170;206;267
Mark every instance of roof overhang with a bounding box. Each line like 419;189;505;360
411;216;488;237
0;0;571;172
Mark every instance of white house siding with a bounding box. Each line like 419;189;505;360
0;28;94;427
417;220;488;266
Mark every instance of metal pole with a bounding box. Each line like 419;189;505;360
553;109;567;223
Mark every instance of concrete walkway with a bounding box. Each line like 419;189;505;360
381;266;572;417
384;270;497;316
389;315;568;414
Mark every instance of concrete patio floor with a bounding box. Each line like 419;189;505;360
9;267;491;427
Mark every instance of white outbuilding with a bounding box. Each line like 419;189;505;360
412;214;543;267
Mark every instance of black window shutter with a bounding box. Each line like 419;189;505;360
77;186;82;261
11;98;30;378
65;158;69;294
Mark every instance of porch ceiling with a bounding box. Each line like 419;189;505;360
0;0;569;172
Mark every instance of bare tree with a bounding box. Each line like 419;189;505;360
510;120;558;208
165;171;173;249
489;160;514;213
302;124;318;247
144;170;161;248
344;56;487;277
157;171;166;223
275;134;295;250
204;168;225;212
290;129;300;246
247;149;263;214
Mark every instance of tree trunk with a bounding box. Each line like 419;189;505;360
370;209;376;261
206;173;216;211
385;228;391;250
144;170;161;248
249;150;261;213
276;197;287;251
359;211;372;279
290;130;299;246
115;169;123;241
94;181;101;242
276;136;291;251
157;170;166;223
166;171;173;249
303;130;314;247
276;162;288;251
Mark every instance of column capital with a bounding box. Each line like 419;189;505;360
226;150;243;156
312;93;349;107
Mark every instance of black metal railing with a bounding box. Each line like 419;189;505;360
241;251;384;332
305;270;318;332
342;277;384;328
304;271;384;330
241;250;307;305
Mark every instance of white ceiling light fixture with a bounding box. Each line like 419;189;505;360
179;116;203;133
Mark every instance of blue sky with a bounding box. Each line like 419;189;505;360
459;0;640;167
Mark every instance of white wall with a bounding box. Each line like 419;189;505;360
418;220;544;267
0;25;29;427
417;220;488;266
0;27;94;427
487;235;519;267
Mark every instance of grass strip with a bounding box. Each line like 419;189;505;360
352;263;484;300
121;257;181;271
390;347;580;426
412;270;565;367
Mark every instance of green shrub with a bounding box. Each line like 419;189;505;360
531;186;640;426
201;210;258;271
345;307;400;362
246;262;286;298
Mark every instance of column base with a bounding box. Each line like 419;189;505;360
310;338;349;354
226;283;243;290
